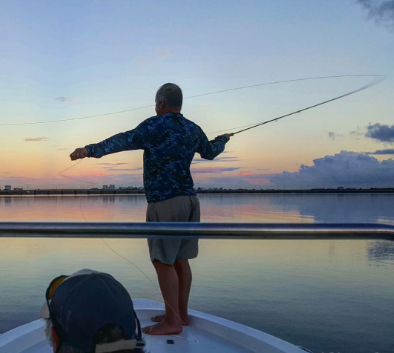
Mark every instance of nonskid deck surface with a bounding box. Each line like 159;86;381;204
0;300;305;353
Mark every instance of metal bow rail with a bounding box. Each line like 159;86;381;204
0;222;393;240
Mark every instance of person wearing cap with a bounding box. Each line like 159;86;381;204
41;269;146;353
70;83;232;335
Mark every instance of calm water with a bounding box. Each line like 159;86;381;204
0;194;393;353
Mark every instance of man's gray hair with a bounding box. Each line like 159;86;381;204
45;319;145;353
156;83;183;110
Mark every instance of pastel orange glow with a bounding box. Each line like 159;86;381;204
0;2;392;190
248;179;271;186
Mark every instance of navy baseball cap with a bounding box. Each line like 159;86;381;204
41;269;144;353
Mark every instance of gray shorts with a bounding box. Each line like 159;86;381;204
146;195;200;265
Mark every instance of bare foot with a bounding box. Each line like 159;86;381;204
142;321;183;335
151;314;190;326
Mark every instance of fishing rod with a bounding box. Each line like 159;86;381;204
0;74;384;127
53;75;385;193
56;76;385;177
218;76;385;136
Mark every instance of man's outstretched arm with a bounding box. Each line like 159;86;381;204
70;123;148;161
197;130;233;160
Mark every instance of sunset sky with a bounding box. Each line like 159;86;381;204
1;0;393;190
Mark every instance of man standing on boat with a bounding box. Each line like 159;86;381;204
70;83;232;335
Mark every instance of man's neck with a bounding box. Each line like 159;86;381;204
160;109;181;115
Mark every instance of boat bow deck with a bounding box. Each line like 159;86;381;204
0;300;305;353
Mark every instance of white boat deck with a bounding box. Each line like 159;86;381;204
0;300;306;353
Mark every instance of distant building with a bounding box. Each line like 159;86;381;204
103;185;116;190
4;185;11;191
118;186;136;190
14;188;23;191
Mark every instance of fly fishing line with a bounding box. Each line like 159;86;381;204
0;74;384;127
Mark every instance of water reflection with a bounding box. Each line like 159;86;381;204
1;193;393;225
0;195;147;222
200;194;313;223
367;240;394;265
103;196;115;203
0;237;393;353
1;194;394;266
0;194;394;352
264;193;394;224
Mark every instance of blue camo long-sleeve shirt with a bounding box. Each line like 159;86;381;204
85;112;228;203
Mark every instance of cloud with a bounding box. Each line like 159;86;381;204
98;163;142;173
349;126;365;137
365;148;394;154
57;172;144;188
357;0;394;27
269;151;394;188
55;97;72;102
195;173;271;188
191;167;240;174
24;137;49;142
238;173;272;185
105;168;143;172
2;171;143;189
0;174;68;187
365;123;394;143
192;156;240;164
328;132;343;140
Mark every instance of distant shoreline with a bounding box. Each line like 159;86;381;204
1;188;394;196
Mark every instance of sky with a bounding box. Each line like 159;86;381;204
0;0;394;190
